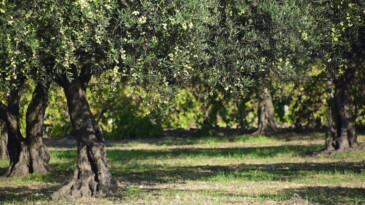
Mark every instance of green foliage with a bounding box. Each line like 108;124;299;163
193;0;314;95
111;0;212;88
268;65;331;129
35;0;118;78
44;86;71;138
104;92;163;139
88;79;164;138
162;89;202;129
288;72;330;129
310;0;365;77
0;1;41;97
1;0;365;139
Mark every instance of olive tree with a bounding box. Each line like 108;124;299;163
32;0;210;199
310;0;365;151
30;0;119;199
195;0;313;134
0;1;50;176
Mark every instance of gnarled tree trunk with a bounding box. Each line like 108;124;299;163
3;90;25;176
1;83;50;176
255;85;277;135
3;89;28;176
0;120;8;160
325;69;357;152
52;77;117;200
26;82;51;173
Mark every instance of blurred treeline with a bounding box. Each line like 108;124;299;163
15;65;363;139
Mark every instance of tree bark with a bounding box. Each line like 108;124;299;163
325;69;357;151
4;89;28;176
3;83;50;176
0;120;8;160
52;77;117;200
26;82;51;173
324;110;336;152
255;85;277;135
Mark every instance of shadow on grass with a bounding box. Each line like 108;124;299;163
278;186;365;204
44;144;362;184
115;185;365;204
0;167;7;176
12;145;320;185
111;161;365;184
0;185;60;203
8;160;362;185
45;128;325;148
0;161;364;203
47;145;321;162
34;144;363;185
107;128;325;146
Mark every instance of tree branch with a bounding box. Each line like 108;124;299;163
79;66;92;85
0;101;18;131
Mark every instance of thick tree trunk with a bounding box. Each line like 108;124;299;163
52;78;117;200
5;83;50;176
5;89;28;176
255;86;277;135
325;69;357;151
26;83;51;173
0;121;9;160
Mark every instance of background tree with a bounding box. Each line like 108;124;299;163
250;0;315;135
194;0;313;135
288;66;330;130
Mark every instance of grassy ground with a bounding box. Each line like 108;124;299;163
1;132;365;204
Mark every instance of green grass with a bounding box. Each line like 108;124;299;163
1;133;365;204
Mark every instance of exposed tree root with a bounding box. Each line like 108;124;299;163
52;143;117;200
